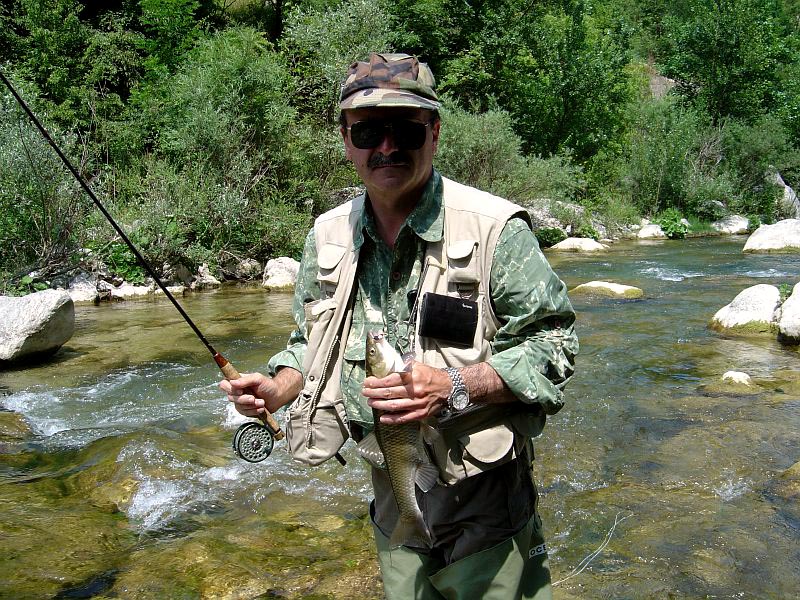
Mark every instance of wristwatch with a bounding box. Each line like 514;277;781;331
444;367;470;412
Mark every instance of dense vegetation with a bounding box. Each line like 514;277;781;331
1;0;799;293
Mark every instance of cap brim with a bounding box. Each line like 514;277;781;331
340;88;440;110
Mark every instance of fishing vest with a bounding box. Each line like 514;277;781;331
284;176;546;484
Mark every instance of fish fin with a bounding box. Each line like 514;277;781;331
414;462;440;493
356;432;385;469
389;514;432;549
419;422;440;445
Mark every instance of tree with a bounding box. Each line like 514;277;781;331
663;0;791;122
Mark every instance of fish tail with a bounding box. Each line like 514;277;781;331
389;513;432;549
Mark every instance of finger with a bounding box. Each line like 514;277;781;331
378;407;428;424
228;373;264;390
363;373;403;388
367;397;419;413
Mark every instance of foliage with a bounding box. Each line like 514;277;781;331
4;0;800;293
575;222;600;240
433;0;638;161
99;241;147;284
0;85;88;281
282;0;397;122
435;102;586;206
657;207;689;239
779;282;792;302
535;227;568;248
661;0;791;122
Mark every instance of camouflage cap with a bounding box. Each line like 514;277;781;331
339;53;440;111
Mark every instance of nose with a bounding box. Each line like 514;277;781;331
375;124;399;154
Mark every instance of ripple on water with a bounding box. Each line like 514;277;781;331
639;265;707;281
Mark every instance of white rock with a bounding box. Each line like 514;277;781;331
773;172;800;219
569;281;644;299
722;371;752;385
0;290;75;362
637;223;667;239
263;257;300;289
742;219;800;253
191;263;222;290
110;283;155;300
66;272;99;303
778;282;800;344
549;237;608;252
235;258;263;280
711;215;749;235
710;284;781;332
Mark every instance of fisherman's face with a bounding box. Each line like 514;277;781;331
341;106;440;203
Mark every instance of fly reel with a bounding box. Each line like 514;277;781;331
233;422;275;462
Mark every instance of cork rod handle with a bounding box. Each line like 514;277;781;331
215;353;285;441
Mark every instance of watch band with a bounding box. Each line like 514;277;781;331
444;367;469;412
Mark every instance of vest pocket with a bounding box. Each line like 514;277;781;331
428;422;516;484
446;240;480;286
317;242;347;288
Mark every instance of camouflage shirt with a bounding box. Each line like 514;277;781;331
268;170;578;430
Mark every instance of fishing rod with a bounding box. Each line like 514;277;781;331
0;68;282;463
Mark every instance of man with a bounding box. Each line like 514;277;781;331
220;53;578;599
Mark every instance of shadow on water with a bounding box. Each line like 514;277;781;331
54;570;119;599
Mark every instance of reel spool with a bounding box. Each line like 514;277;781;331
233;422;275;462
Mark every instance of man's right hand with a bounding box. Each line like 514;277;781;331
219;368;303;418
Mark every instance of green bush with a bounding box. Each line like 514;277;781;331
435;104;526;193
282;0;396;122
535;227;567;248
435;102;586;206
657;207;689;239
0;83;89;287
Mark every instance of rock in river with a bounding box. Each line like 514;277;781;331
0;289;75;363
778;282;800;344
569;280;644;299
549;237;608;252
709;284;780;335
742;219;800;253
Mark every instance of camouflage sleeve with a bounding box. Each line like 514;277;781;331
266;229;320;377
487;218;578;415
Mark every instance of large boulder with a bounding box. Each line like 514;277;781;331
709;284;780;334
711;215;749;235
262;257;300;289
778;282;800;344
637;223;667;239
549;237;608;252
773;172;800;219
742;219;800;253
569;281;644;299
0;290;75;362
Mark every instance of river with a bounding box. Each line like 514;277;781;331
1;236;798;599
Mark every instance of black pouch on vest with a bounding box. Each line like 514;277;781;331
418;292;478;347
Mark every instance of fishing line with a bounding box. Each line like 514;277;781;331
552;511;634;587
0;67;285;456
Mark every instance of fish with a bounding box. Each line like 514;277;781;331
361;330;439;549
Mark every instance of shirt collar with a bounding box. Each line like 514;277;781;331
354;169;444;249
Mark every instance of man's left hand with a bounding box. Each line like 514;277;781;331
362;361;451;424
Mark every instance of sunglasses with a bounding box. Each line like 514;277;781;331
346;119;434;150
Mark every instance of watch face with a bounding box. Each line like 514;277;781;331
452;390;470;411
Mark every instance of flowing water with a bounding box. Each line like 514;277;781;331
1;236;799;599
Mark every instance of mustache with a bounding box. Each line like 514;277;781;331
368;152;410;168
